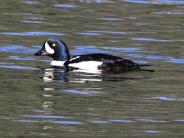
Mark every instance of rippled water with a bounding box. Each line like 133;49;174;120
0;0;184;137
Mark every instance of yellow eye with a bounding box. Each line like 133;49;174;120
52;43;56;47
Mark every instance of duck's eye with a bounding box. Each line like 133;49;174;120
52;43;56;47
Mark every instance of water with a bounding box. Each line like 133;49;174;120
0;0;184;137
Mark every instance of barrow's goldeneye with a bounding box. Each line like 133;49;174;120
34;38;152;73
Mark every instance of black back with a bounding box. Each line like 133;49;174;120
65;53;122;64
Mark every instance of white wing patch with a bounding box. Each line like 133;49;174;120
50;60;103;74
45;42;54;54
69;56;80;61
69;61;102;74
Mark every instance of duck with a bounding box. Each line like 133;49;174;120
34;38;152;74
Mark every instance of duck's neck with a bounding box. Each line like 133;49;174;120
52;43;71;61
53;51;70;61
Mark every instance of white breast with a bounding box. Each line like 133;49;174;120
50;60;65;66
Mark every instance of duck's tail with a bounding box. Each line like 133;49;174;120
140;68;155;72
138;63;152;66
138;63;155;72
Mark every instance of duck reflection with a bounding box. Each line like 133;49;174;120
42;66;103;83
41;66;149;83
42;67;69;82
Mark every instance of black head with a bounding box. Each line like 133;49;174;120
34;38;70;61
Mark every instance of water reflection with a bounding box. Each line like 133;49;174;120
137;118;167;123
41;67;150;83
17;115;180;127
42;67;103;83
168;58;184;64
54;4;78;8
88;30;127;35
153;11;184;15
22;115;71;119
0;45;35;54
98;17;123;21
89;120;110;124
22;20;43;24
0;0;183;136
155;96;176;101
0;31;64;36
8;56;34;61
77;32;101;36
21;14;45;24
18;114;82;125
53;121;82;125
0;65;38;70
175;119;184;122
43;68;68;82
75;0;113;3
24;0;39;5
110;119;134;123
131;37;171;42
64;89;100;95
17;120;39;123
102;47;145;53
144;130;161;134
124;0;184;5
146;55;172;60
78;30;127;36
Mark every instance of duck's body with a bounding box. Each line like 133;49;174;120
34;39;151;73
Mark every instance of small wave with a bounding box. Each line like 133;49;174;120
155;96;176;101
0;31;64;36
8;56;34;61
89;30;127;35
131;37;171;42
0;65;38;70
146;55;172;60
72;45;110;55
21;20;43;24
54;4;77;8
110;119;134;123
53;121;82;125
64;89;98;95
77;32;101;36
76;0;113;4
77;30;127;36
89;120;110;124
0;45;35;54
144;130;162;134
98;17;122;21
22;115;72;119
153;11;184;15
168;58;184;64
102;47;142;52
16;120;39;123
175;119;184;122
124;0;184;5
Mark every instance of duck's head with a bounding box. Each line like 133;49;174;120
34;38;70;61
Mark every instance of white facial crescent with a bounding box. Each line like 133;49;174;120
45;41;54;54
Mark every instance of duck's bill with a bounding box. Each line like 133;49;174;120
34;49;48;56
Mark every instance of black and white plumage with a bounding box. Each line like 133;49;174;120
34;38;151;74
